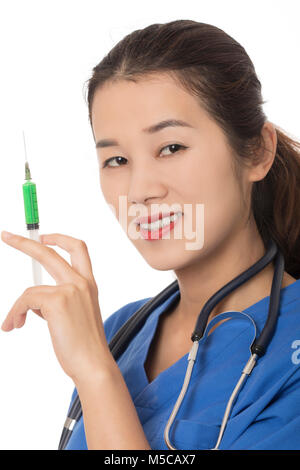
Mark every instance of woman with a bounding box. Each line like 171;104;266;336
2;20;300;450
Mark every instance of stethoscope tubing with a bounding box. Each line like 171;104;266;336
58;238;284;450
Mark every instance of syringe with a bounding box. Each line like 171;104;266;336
22;131;43;285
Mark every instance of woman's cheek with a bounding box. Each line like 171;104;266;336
200;185;238;251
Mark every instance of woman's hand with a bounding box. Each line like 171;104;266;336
1;231;113;384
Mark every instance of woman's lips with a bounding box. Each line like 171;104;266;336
135;211;185;225
138;214;183;240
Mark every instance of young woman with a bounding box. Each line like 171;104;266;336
2;20;300;450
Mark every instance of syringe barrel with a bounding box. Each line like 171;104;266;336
22;180;40;228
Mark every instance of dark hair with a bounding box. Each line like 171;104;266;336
84;19;300;279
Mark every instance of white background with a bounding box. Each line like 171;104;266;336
0;0;299;450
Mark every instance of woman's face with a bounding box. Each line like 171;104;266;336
91;73;251;271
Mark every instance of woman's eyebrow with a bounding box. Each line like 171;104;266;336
95;119;194;149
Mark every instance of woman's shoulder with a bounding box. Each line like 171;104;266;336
279;277;300;319
258;278;300;378
103;296;152;344
274;278;300;340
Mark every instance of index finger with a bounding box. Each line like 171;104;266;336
1;231;81;285
40;233;97;285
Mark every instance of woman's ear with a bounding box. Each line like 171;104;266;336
247;121;278;183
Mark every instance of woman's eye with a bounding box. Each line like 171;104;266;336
102;143;187;168
102;156;127;168
159;143;186;157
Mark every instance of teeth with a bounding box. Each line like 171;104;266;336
140;212;182;230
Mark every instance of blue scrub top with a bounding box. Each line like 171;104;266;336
64;278;300;450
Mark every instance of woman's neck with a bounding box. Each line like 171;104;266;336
172;231;296;328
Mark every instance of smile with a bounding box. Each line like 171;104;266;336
138;212;183;240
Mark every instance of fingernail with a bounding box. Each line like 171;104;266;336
2;231;13;240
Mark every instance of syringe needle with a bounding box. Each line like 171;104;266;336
23;131;31;181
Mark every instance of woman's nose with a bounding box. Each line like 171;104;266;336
127;165;167;205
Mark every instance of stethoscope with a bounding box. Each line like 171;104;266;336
58;237;285;450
